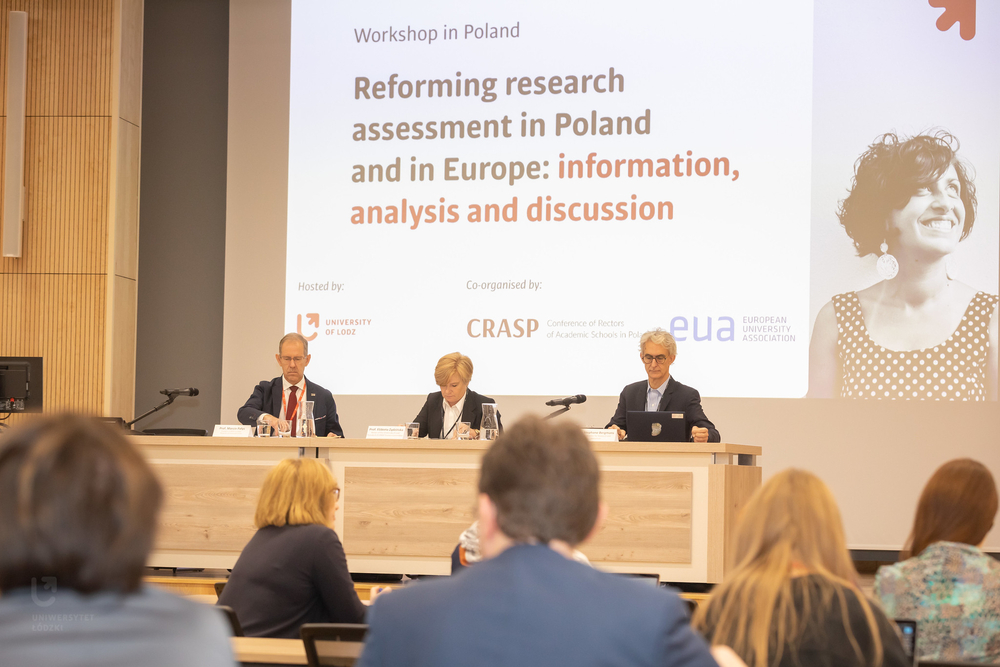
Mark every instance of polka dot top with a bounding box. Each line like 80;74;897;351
833;291;998;400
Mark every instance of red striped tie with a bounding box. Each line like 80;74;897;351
286;386;298;437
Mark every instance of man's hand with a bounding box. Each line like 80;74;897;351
691;426;709;443
608;425;626;441
326;432;341;438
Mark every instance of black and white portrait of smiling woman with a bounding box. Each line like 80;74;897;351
809;131;999;401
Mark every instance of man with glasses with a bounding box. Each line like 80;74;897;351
237;333;344;437
606;329;719;442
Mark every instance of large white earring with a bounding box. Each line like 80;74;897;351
876;241;898;280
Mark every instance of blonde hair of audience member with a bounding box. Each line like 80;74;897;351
906;458;997;558
638;328;677;358
434;352;473;386
254;458;339;529
693;469;884;667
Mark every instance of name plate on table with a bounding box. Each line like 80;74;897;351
213;424;253;437
366;425;407;439
582;428;619;442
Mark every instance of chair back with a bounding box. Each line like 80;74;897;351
216;604;244;637
300;623;368;667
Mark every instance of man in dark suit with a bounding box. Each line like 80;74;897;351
358;417;722;667
607;329;720;443
237;333;344;437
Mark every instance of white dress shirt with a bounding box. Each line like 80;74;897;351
646;377;670;412
441;391;468;438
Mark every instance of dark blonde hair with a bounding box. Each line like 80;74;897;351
434;352;473;386
0;414;163;594
908;458;997;558
694;469;884;667
254;458;338;528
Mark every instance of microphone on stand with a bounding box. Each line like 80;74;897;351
159;388;200;397
544;394;586;407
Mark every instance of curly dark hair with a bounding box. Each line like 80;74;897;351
838;130;977;257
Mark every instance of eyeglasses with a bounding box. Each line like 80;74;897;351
643;354;669;365
280;356;306;364
332;488;341;500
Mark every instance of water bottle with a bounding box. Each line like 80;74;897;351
480;403;499;441
297;401;316;438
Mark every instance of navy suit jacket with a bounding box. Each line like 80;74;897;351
412;389;502;439
359;544;718;667
607;377;720;442
237;376;344;437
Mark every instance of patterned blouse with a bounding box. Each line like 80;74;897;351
832;291;998;400
874;541;1000;663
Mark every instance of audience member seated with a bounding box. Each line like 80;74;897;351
0;414;234;667
412;352;502;439
694;469;910;667
874;458;1000;663
218;458;387;638
359;416;735;667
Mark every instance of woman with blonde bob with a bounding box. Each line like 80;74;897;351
412;352;502;439
694;469;908;667
218;458;387;638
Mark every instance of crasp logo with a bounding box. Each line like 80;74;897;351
467;318;539;338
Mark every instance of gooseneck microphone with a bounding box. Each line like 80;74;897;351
159;387;200;397
545;394;587;407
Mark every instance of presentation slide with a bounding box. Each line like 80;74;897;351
285;0;998;399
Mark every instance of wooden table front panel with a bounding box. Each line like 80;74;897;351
343;467;478;558
341;466;693;566
154;462;268;552
583;470;692;564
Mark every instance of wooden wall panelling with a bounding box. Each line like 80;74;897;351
117;0;142;126
0;117;110;274
23;0;113;118
0;1;141;421
0;273;105;427
112;120;138;278
108;273;135;418
105;0;142;417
